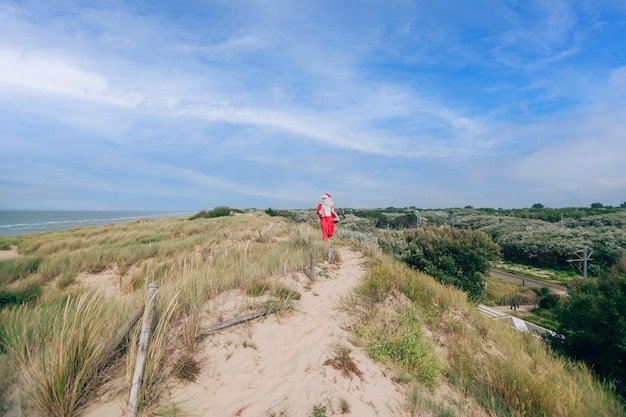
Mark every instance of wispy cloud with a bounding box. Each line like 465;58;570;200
1;0;625;210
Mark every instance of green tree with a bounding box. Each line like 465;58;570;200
590;202;604;209
550;256;626;396
401;226;501;301
532;203;545;209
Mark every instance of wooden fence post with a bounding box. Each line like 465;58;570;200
127;282;159;417
309;251;315;281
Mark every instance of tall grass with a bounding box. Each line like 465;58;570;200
350;255;625;417
3;212;622;416
0;256;43;286
0;213;326;415
1;290;134;417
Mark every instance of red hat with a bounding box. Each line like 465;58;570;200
322;193;331;199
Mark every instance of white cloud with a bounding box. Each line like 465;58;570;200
507;107;626;197
0;46;146;109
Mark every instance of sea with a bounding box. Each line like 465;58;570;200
0;210;194;237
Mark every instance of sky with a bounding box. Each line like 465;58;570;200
1;0;625;211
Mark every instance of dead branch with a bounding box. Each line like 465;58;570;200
197;302;292;337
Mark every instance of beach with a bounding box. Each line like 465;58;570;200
0;211;191;237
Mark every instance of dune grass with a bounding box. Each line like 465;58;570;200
0;213;328;416
0;212;624;416
350;249;625;417
1;290;133;417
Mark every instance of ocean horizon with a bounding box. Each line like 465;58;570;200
0;210;194;237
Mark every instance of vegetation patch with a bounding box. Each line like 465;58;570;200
323;344;363;380
1;207;625;416
172;353;202;383
350;253;624;416
0;281;42;310
0;257;42;286
189;206;243;220
311;404;327;417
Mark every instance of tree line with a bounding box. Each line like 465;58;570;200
347;205;626;276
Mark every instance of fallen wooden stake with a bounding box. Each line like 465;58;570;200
100;305;144;370
197;302;292;337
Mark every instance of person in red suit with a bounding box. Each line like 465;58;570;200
316;193;339;241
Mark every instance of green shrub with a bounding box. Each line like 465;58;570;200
0;282;42;310
550;270;626;396
264;208;279;217
400;226;501;301
538;293;560;309
189;206;242;220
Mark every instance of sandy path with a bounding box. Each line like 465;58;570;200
169;247;406;417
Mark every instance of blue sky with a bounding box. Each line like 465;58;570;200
1;0;625;210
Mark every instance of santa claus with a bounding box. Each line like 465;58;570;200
316;193;339;241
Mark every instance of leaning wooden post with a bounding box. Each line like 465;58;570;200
127;283;159;417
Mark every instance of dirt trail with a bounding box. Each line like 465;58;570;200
167;247;406;417
83;247;407;417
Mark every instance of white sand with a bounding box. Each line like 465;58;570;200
167;248;405;416
0;246;19;260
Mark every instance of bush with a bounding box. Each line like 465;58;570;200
455;212;626;275
538;293;560;309
550;266;626;396
189;206;242;220
400;226;501;301
264;208;279;217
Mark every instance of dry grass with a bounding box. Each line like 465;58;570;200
0;213;329;416
1;290;133;417
350;253;625;417
482;275;537;306
323;343;363;380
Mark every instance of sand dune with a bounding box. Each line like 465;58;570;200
84;248;408;417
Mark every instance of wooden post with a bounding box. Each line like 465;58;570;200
309;251;315;281
327;246;333;262
127;283;159;417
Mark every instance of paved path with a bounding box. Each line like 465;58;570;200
478;304;556;337
489;269;568;295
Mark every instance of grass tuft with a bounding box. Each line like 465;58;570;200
172;353;201;383
323;344;363;380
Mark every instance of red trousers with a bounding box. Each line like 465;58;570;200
320;216;335;240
